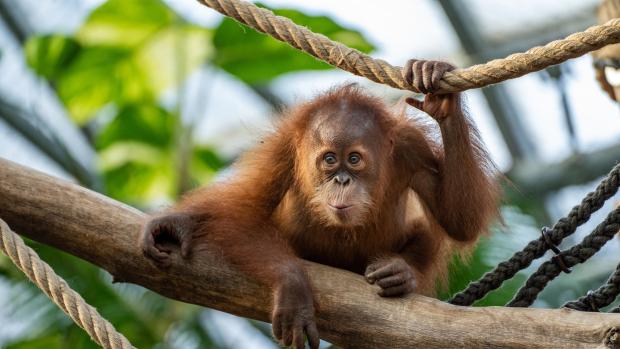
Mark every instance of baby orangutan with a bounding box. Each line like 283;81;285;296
142;60;500;349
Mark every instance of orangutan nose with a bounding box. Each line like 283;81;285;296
334;172;351;186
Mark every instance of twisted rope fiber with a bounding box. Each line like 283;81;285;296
507;206;620;307
196;0;620;93
0;219;135;349
563;262;620;312
449;163;620;306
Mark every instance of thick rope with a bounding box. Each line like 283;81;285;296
450;163;620;306
0;219;135;349
507;206;620;307
563;262;620;312
196;0;620;94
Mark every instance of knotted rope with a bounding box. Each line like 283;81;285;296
450;163;620;306
197;0;620;94
0;219;135;349
508;206;620;307
564;262;620;312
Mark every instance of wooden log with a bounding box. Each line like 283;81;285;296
0;157;619;349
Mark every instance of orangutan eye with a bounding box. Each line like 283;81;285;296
605;66;620;86
323;153;337;165
348;153;361;165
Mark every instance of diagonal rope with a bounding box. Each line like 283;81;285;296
507;206;620;307
196;0;620;94
0;219;135;349
563;262;620;312
450;163;620;306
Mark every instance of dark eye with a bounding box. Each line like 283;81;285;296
348;153;361;165
323;153;337;165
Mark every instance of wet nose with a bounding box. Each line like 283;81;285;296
334;173;351;186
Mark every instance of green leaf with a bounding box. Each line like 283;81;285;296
75;0;175;47
0;254;13;277
213;4;375;83
55;46;149;124
25;36;80;80
100;153;174;204
5;333;64;349
191;146;226;184
95;102;178;203
132;24;212;93
96;104;176;150
25;0;212;124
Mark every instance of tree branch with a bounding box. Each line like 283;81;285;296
1;157;620;348
509;144;620;195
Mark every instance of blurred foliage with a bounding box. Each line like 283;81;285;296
25;0;217;206
26;0;211;124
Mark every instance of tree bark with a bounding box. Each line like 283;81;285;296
1;157;619;349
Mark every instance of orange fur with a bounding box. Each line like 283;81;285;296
144;83;500;347
170;85;499;295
